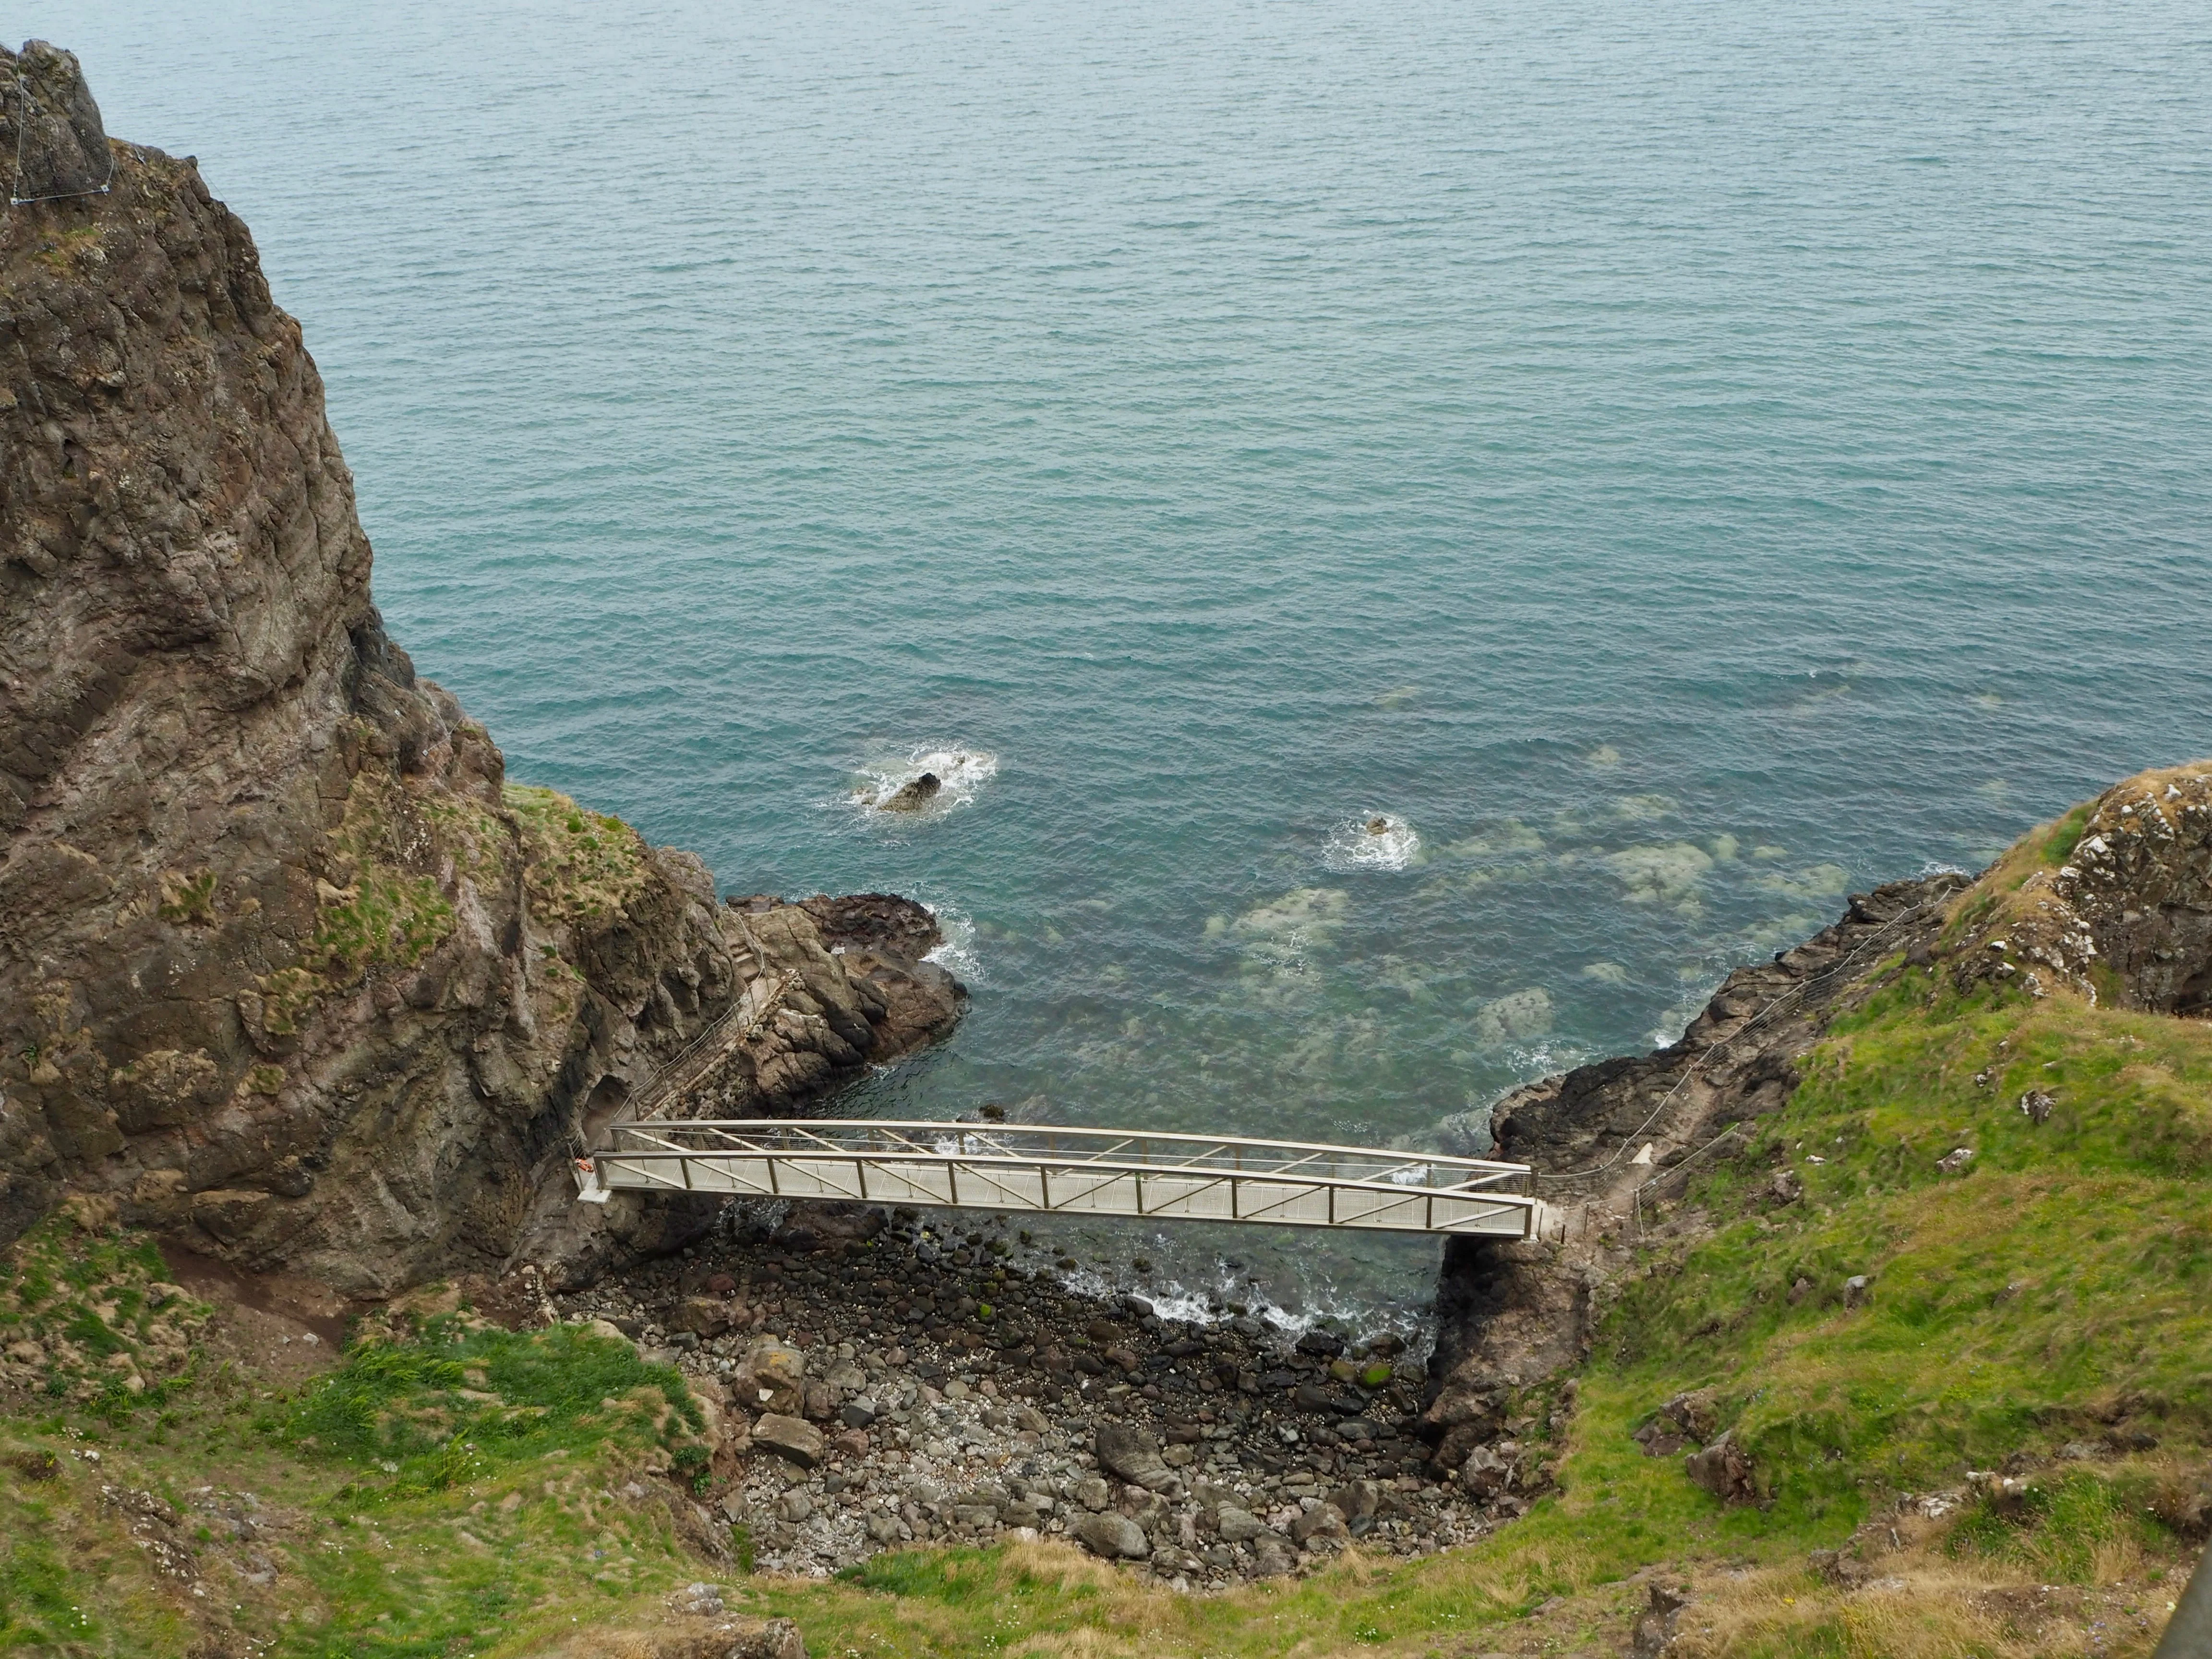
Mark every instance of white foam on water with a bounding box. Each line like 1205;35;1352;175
843;745;999;819
1502;1039;1589;1080
1323;813;1421;872
1047;1259;1413;1352
920;899;982;983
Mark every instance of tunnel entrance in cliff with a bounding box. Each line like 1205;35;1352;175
580;1077;630;1142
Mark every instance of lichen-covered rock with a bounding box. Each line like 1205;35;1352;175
1983;764;2212;1011
0;68;961;1288
730;1336;809;1407
0;42;110;202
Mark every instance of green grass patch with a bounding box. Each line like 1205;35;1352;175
1593;965;2212;1534
1949;1469;2164;1585
271;1319;703;1501
505;783;651;927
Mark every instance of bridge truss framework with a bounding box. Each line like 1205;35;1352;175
575;1118;1535;1238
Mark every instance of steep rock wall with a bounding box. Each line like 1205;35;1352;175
0;48;961;1293
1421;874;1963;1463
1943;762;2212;1012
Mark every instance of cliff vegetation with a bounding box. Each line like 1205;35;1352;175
6;777;2206;1656
0;41;965;1298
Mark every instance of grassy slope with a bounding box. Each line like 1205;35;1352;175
4;812;2206;1658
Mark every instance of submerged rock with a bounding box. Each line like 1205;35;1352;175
1473;987;1553;1046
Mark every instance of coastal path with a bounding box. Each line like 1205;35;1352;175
573;1118;1534;1238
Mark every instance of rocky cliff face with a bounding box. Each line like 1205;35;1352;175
1419;874;1964;1466
1420;758;2212;1473
0;46;962;1294
1943;762;2212;1013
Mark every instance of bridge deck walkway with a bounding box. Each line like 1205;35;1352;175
576;1118;1534;1238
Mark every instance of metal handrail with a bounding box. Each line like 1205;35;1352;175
594;1117;1530;1195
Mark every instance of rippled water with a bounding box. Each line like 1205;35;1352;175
52;0;2212;1325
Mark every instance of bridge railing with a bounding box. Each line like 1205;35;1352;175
577;1118;1535;1237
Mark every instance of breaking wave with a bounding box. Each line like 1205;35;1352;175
1323;813;1420;872
845;746;999;818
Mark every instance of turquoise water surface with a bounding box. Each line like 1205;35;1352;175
49;0;2212;1323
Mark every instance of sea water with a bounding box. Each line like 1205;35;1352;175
50;0;2212;1327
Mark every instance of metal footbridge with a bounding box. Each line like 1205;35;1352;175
574;1119;1535;1238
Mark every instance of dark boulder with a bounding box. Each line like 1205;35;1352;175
878;772;942;812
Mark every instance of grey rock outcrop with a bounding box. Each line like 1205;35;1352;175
751;1414;825;1470
1683;1431;1758;1505
1;42;111;202
1422;875;1963;1466
1094;1423;1177;1492
0;74;962;1291
1954;763;2212;1012
1072;1512;1150;1561
876;772;941;812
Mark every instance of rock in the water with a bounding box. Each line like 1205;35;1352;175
1073;1512;1151;1561
1094;1423;1176;1491
2;42;110;201
753;1414;825;1470
878;772;942;812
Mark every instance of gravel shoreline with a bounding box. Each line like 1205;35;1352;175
555;1202;1547;1588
